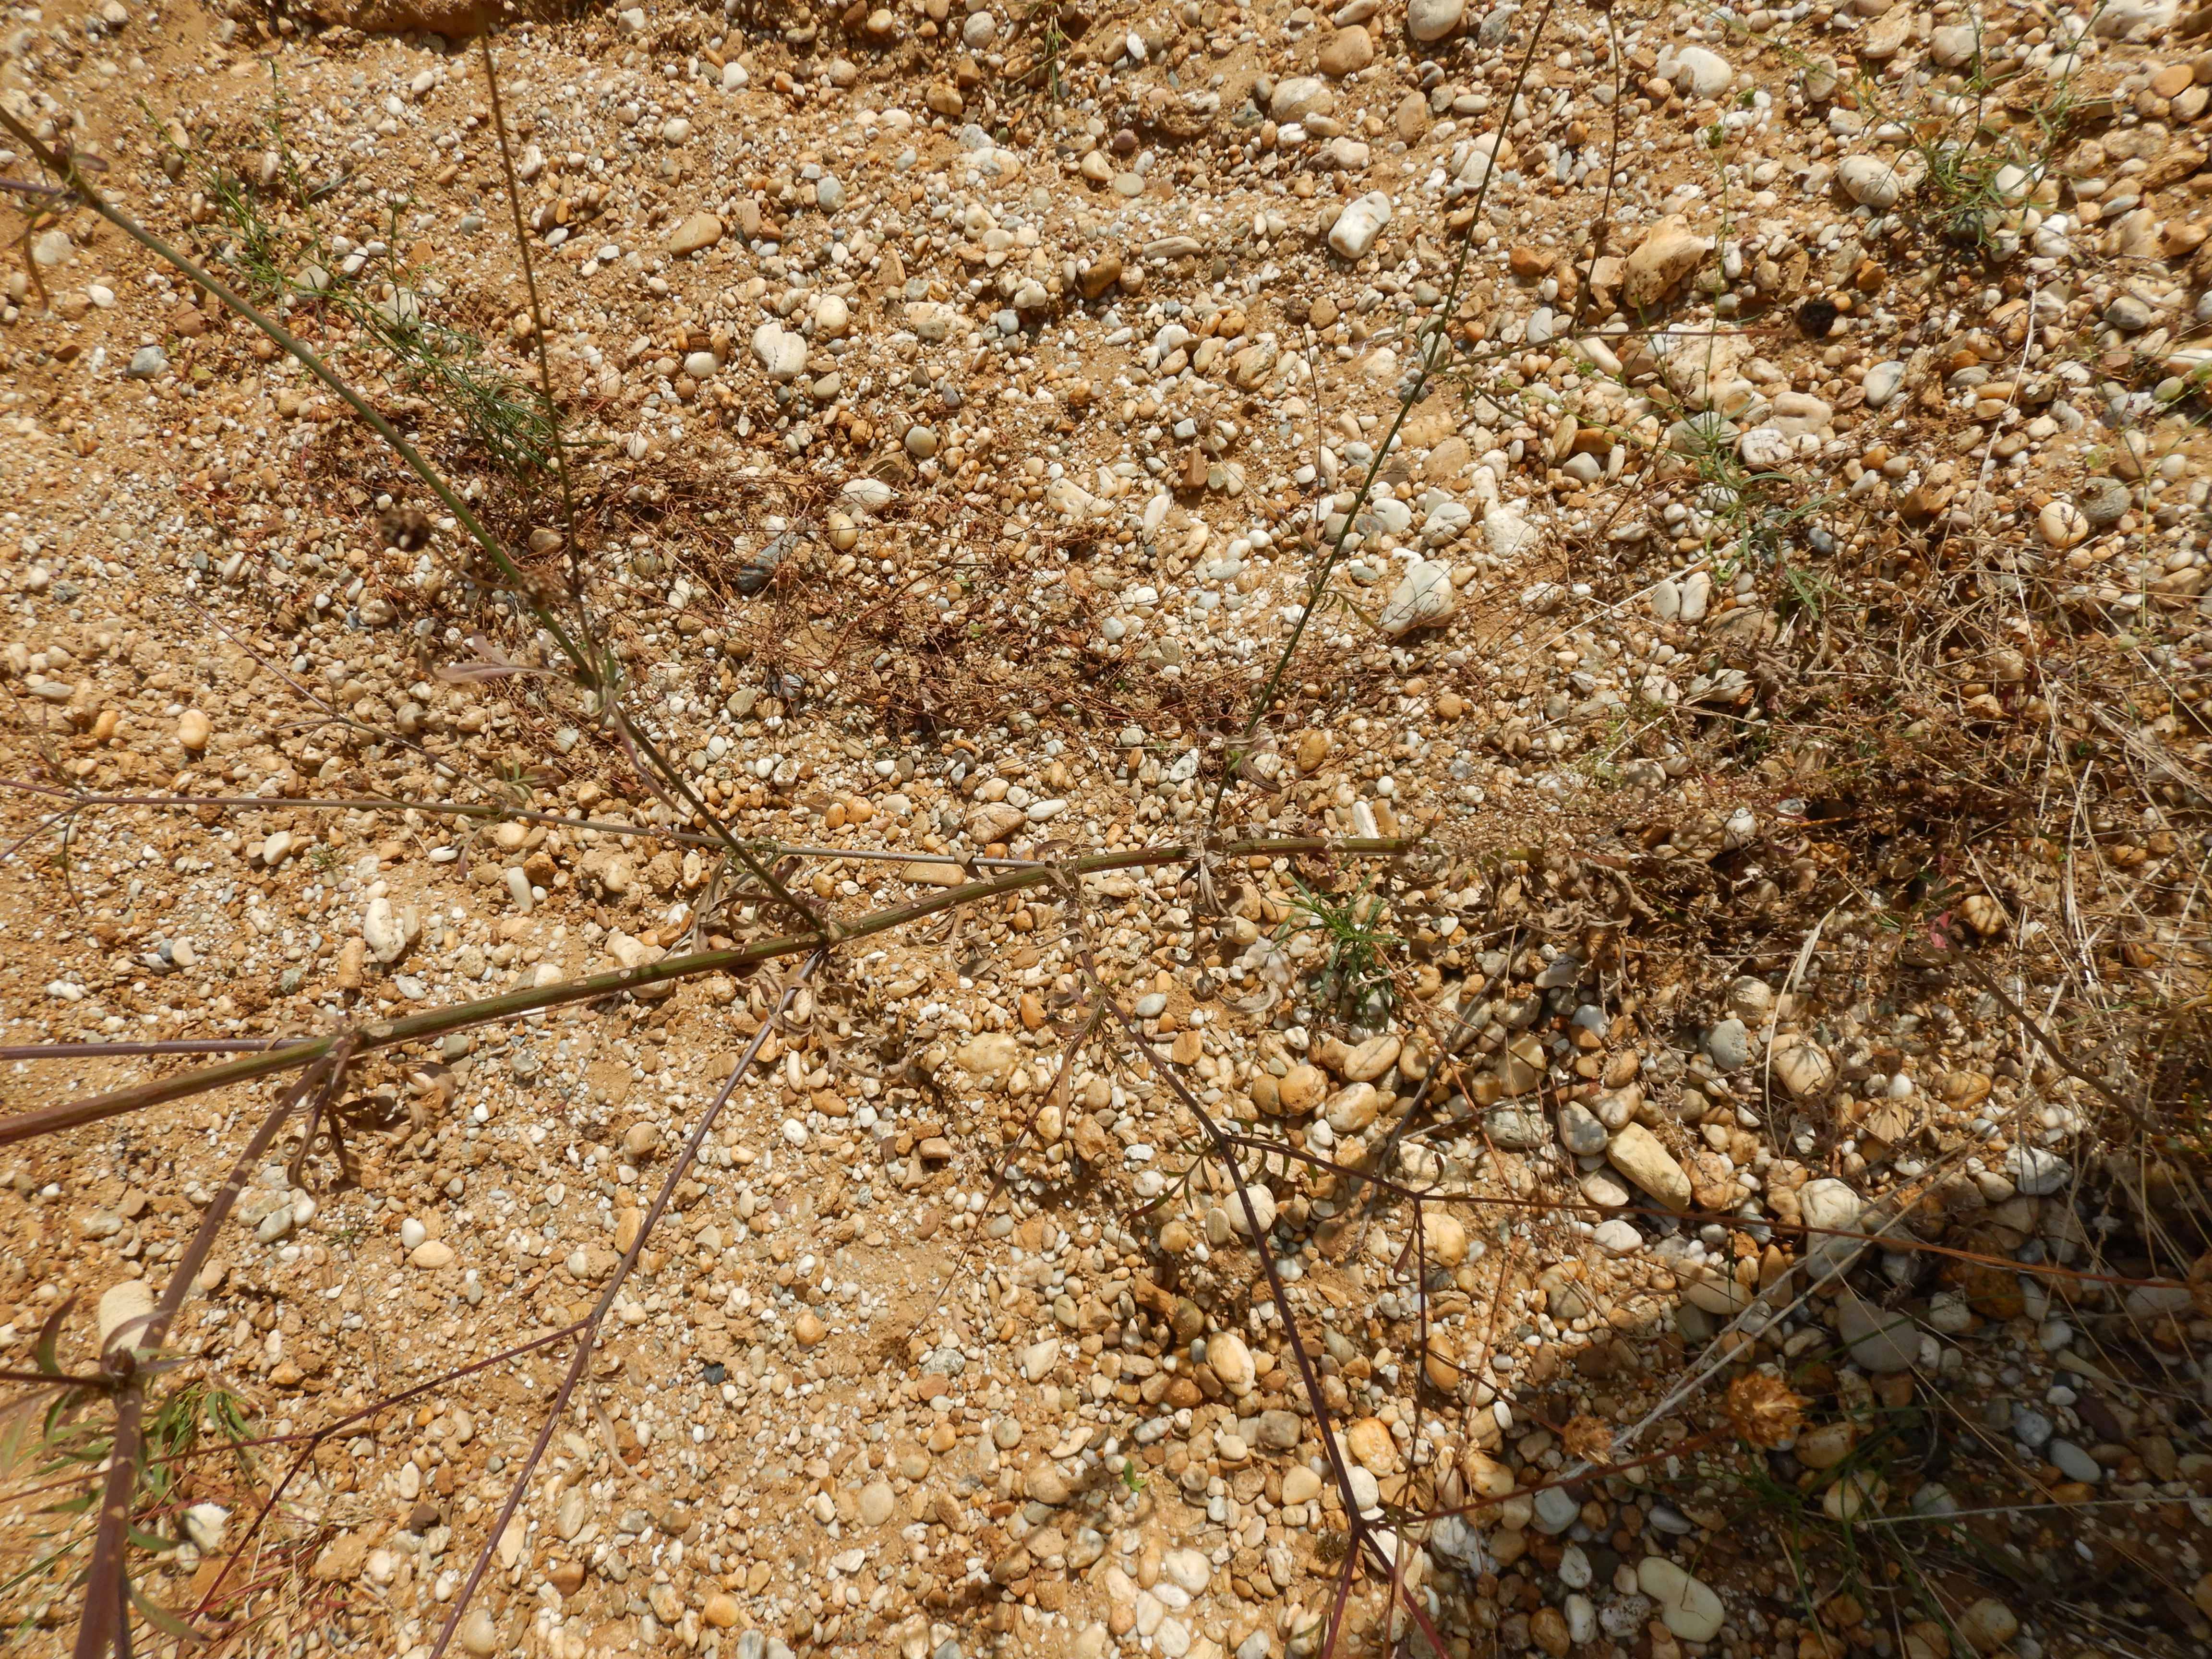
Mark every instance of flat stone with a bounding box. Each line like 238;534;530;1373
1532;1485;1580;1534
1958;1600;2018;1656
1345;1416;1396;1471
2008;1144;2071;1196
751;321;808;381
1078;255;1123;298
1706;1017;1751;1070
1636;1557;1724;1643
1579;1166;1632;1209
96;1281;155;1351
1485;1103;1547;1150
1378;560;1455;636
1860;4;1913;57
2047;1439;2101;1483
1671;45;1732;97
1798;1177;1864;1266
1161;1548;1210;1594
1593;1218;1642;1253
1318;24;1374;75
1407;0;1462;41
1270;76;1335;122
1795;1422;1856;1469
1835;1288;1918;1372
955;1033;1020;1078
1557;1100;1609;1155
1329;191;1392;260
1930;22;1979;65
1340;1032;1400;1080
1771;1034;1835;1097
1837;154;1911;208
1207;1331;1254;1393
667;211;724;255
1607;1123;1692;1210
1277;1063;1328;1114
1622;216;1710;308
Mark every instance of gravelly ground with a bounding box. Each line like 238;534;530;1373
2;0;2212;1657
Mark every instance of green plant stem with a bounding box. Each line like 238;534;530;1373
0;835;1406;1150
478;36;586;591
0;110;587;675
0;104;824;945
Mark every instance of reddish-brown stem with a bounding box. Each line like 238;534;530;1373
0;778;1058;868
0;1365;109;1386
72;1035;358;1659
423;954;821;1659
190;1322;587;1619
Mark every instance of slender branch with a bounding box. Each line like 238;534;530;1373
1204;0;1559;838
608;708;830;940
478;36;584;588
0;1041;282;1061
1080;958;1361;1598
477;41;819;939
0;103;819;945
190;1321;585;1617
1085;969;1450;1659
0;836;1406;1149
0;108;589;677
0;1366;109;1386
1931;924;2148;1130
0;778;1054;865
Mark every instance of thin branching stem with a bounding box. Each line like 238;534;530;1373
1080;945;1451;1658
189;1321;586;1619
0;111;585;673
478;36;586;595
0;835;1404;1150
0;1040;283;1060
0;103;825;947
0;779;1046;865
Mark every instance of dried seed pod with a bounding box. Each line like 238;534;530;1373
1725;1373;1806;1448
1960;893;2008;938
